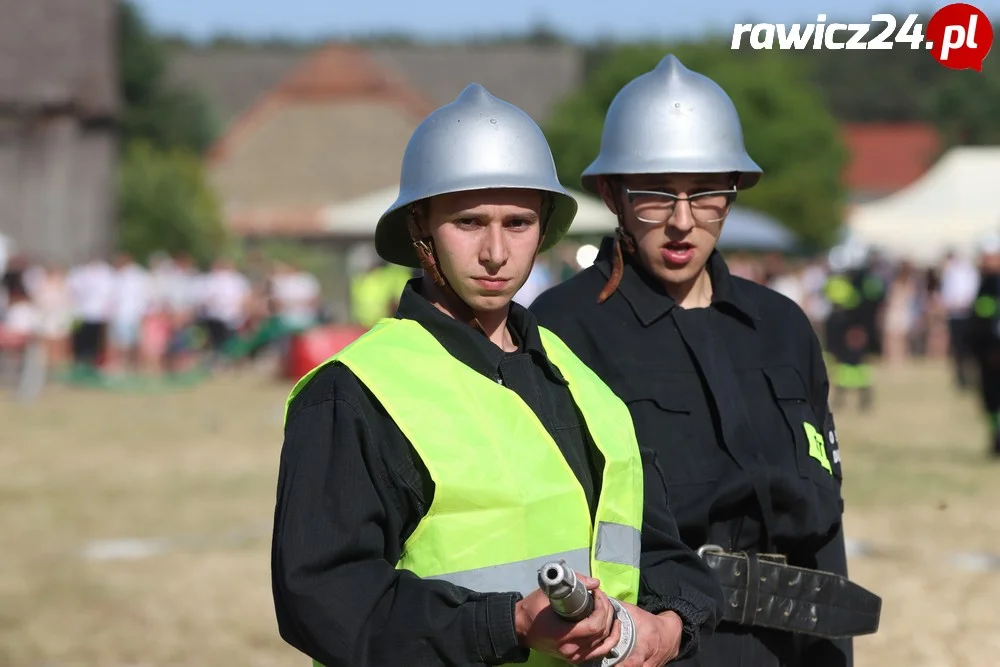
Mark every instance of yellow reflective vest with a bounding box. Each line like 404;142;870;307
350;266;413;327
285;317;644;666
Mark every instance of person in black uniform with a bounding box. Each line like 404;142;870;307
967;235;1000;457
531;55;880;667
822;249;885;413
272;84;724;667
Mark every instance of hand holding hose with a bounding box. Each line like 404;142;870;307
514;570;622;664
535;561;637;667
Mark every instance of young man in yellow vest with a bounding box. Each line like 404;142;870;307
271;84;724;667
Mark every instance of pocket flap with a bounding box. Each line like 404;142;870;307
763;366;809;401
617;375;692;412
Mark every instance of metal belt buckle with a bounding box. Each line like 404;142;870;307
697;544;726;558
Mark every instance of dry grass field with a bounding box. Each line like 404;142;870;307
1;359;996;666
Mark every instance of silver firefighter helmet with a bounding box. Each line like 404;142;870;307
581;54;762;195
375;83;578;268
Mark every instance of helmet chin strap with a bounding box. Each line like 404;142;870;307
598;179;638;304
406;195;554;338
406;206;487;335
597;225;635;304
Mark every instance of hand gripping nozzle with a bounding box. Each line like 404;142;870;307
537;560;636;667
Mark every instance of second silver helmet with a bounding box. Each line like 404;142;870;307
375;84;578;268
581;54;762;195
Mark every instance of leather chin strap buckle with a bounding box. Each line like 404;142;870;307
412;239;446;287
406;214;486;334
407;213;446;288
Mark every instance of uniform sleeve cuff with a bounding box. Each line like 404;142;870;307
663;599;703;660
476;593;530;665
640;585;716;660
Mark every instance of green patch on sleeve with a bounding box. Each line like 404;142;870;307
803;422;833;475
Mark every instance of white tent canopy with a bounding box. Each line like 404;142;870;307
323;185;797;251
847;146;1000;264
321;185;402;237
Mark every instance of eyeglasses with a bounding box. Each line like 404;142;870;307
624;187;737;225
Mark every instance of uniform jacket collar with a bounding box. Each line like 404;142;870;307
395;278;567;383
593;235;760;327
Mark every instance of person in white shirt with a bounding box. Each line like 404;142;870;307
513;260;554;307
35;263;74;372
771;270;806;308
109;253;151;374
801;260;831;341
145;252;174;315
139;252;178;374
66;256;115;372
1;277;39;340
201;258;251;355
270;262;321;331
3;299;40;338
940;250;981;390
162;253;205;374
0;279;41;394
163;254;202;320
766;256;807;312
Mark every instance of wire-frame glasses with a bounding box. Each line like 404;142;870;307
624;187;737;225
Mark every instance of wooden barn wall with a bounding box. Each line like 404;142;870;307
0;114;116;266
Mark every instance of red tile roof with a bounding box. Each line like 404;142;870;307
207;44;435;165
841;123;942;194
207;44;439;237
272;44;435;115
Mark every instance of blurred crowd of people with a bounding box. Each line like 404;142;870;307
749;250;978;376
0;240;986;401
0;251;323;386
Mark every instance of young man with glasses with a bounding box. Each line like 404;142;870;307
531;55;881;667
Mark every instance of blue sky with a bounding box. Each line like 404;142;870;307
132;0;993;42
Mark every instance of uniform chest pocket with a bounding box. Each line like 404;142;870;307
615;373;723;485
762;366;836;490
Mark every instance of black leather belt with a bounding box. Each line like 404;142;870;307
698;545;882;638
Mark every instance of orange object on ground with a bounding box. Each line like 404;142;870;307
284;325;368;382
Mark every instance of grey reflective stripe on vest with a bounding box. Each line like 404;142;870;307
425;548;591;597
423;523;641;596
595;521;641;568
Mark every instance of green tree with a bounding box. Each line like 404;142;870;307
799;15;1000;147
925;66;1000;145
119;1;221;155
799;12;942;122
117;141;229;266
116;1;227;261
544;42;848;248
